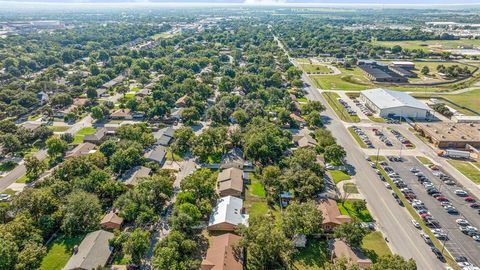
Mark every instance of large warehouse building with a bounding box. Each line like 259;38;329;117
415;122;480;148
360;88;431;119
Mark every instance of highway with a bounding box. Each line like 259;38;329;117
301;73;446;269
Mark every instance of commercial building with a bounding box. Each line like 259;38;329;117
452;115;480;124
358;63;408;83
360;88;431;119
415;122;480;148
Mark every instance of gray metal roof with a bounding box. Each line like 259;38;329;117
63;230;114;270
361;88;430;111
144;145;166;164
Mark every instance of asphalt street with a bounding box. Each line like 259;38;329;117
389;156;480;266
301;73;446;270
0;149;47;192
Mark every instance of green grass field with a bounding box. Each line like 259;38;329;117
312;67;373;90
73;127;96;144
416;156;434;166
413;88;480;116
329;170;351;184
293;239;329;270
343;183;359;194
300;63;332;73
245;175;273;219
373;39;480;51
362;231;392;262
337;199;373;222
48;126;70;132
447;160;480;184
322;92;360;123
39;234;85;270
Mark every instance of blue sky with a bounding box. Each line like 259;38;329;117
2;0;480;4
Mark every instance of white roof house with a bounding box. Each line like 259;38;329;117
360;88;430;119
208;196;248;231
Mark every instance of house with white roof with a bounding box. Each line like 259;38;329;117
208;196;248;231
360;88;431;119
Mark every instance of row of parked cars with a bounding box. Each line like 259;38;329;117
351;126;374;148
390;129;414;148
338;98;358;116
351;98;373;116
373;128;393;146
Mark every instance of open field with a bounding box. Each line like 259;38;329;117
300;63;332;73
311;67;372;90
322;92;360;123
447;160;480;184
39;234;85;270
372;39;480;52
413;88;480;115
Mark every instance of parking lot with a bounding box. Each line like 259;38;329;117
387;156;480;267
363;127;403;149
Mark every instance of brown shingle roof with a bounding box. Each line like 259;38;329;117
332;239;373;268
217;168;243;195
100;212;124;226
317;199;351;226
201;233;243;270
66;142;96;158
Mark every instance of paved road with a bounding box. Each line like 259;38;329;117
302;73;445;269
0;149;47;192
389;156;480;266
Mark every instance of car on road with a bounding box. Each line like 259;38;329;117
456;219;470;226
384;183;391;189
455;190;468;197
411;219;420;228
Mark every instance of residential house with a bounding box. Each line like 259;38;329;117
290;113;306;126
208;196;249;231
317;199;351;232
201;233;243;270
121;166;151;187
100;212;124;230
83;128;107;144
332;239;373;269
217;167;244;198
144;145;166;165
63;230;114;270
220;148;244;169
175;95;188;107
135;88;150;98
110;109;132;120
296;134;317;148
66;142;96;158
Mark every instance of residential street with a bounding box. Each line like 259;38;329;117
0;149;47;192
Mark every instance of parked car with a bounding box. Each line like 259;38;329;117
421;233;432;245
455;190;468;197
431;247;445;261
456;219;469;226
464;197;476;203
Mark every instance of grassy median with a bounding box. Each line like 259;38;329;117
347;127;367;148
322;92;360;123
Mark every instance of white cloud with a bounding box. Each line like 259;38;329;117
243;0;287;5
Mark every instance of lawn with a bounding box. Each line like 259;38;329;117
15;174;28;184
311;67;372;90
416;156;434;166
249;176;267;198
343;183;359;194
48;126;70;132
73;127;96;144
292;239;329;270
39;234;85;270
447;160;480;184
329;170;351;184
1;188;16;196
300;63;332;74
362;231;392;262
373;39;480;51
322;92;360;123
367;115;385;123
245;174;273;219
413;89;480;115
347;127;367;148
165;148;184;162
337;199;373;222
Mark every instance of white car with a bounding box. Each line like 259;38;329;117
473;235;480;242
0;194;11;202
384;183;391;189
411;219;420;228
456;219;469;226
431;228;444;234
410;167;419;173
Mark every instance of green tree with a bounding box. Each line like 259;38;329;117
324;144;346;165
91;106;104;120
352;200;367;214
0;134;22;155
0;234;18;270
421;66;429;75
171;127;195;155
152;231;200;270
24;156;46;182
61;190;101;236
15;241;47;270
181;107;200;126
305;111;323;128
324;256;360;270
236;215;293;270
371;254;417;270
86;88;98;100
123;229;150;265
280;200;323;238
46;136;68;160
333;220;368;248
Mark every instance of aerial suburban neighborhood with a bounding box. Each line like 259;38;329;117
1;3;480;270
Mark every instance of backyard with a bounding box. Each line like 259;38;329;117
73;127;97;144
39;234;85;270
292;239;329;270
